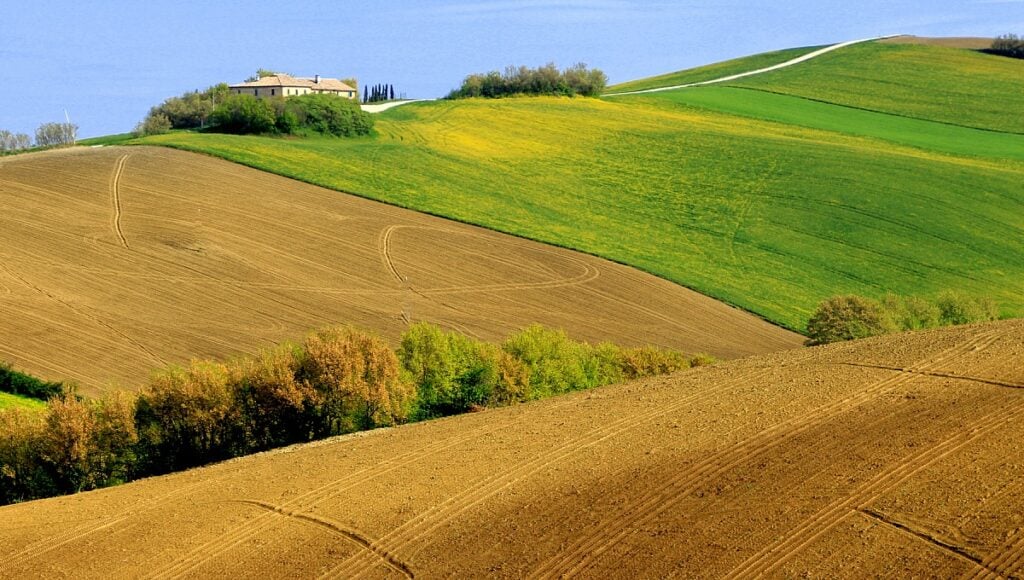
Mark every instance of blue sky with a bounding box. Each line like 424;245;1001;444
2;0;1021;138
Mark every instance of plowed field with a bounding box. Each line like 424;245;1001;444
0;147;800;394
1;319;1021;578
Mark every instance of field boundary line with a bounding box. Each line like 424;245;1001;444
605;36;898;96
966;528;1024;580
837;362;1024;390
110;153;130;249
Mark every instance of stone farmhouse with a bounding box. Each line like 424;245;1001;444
229;74;357;99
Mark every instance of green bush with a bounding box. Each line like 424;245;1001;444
502;325;605;398
935;290;999;326
285;94;374;137
0;363;63;401
448;63;608;99
806;295;892;345
808;291;1001;344
210;94;277;134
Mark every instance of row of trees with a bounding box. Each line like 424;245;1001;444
208;93;374;137
806;291;1000;345
0;123;78;153
363;83;397;103
447;63;608;99
0;323;709;504
134;83;233;136
989;33;1024;59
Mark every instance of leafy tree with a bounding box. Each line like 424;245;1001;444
448;63;607;99
34;122;77;147
0;130;32;152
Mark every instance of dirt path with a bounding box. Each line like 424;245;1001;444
606;36;897;96
361;100;430;113
0;319;1021;578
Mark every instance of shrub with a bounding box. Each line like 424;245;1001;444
300;327;412;433
502;325;600;398
881;293;941;331
0;409;50;504
806;295;891;345
935;290;999;326
210;94;277;134
231;345;314;451
133;112;172;136
448;62;608;99
285;94;374;137
0;362;64;401
618;345;691;380
134;361;241;473
34;122;77;147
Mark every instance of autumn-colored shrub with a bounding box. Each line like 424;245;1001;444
135;361;240;473
618;345;691;380
0;409;50;504
232;344;314;450
301;327;413;433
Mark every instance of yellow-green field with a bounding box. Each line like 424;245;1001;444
139;41;1024;331
0;392;44;412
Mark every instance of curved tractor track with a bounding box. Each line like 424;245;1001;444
0;319;1021;578
0;146;800;394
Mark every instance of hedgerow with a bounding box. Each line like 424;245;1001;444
807;291;1000;345
0;324;708;505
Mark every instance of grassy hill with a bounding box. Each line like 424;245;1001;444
3;319;1021;577
142;40;1024;331
726;42;1024;133
606;45;824;93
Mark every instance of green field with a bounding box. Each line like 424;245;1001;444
141;76;1024;331
630;86;1024;160
0;392;45;412
727;42;1024;133
607;46;823;93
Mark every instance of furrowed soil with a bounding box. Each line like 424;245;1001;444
1;319;1021;578
0;146;800;394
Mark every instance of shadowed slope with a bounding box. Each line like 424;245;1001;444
0;319;1021;578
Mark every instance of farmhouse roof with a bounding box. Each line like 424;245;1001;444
229;74;355;92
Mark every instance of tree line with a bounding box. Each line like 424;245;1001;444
0;323;711;505
0;123;78;153
447;63;608;99
988;33;1024;59
363;83;397;103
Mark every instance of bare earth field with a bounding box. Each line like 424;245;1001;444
0;146;799;394
0;319;1021;578
881;36;994;50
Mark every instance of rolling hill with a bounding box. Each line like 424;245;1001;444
141;40;1024;330
1;319;1021;578
0;146;798;395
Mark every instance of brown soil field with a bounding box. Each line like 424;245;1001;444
0;146;800;394
1;319;1021;578
881;36;994;50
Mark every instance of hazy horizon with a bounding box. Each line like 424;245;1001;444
2;0;1021;138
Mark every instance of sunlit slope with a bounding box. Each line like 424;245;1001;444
145;96;1024;330
0;147;799;393
628;86;1024;160
2;319;1022;578
606;45;823;93
726;42;1024;133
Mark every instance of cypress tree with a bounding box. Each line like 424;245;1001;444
390;85;395;100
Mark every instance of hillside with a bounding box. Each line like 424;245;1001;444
1;319;1021;578
726;41;1024;133
0;147;798;394
143;51;1024;330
